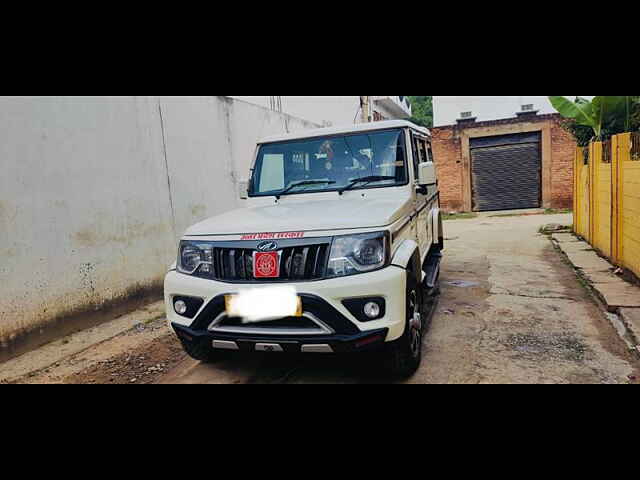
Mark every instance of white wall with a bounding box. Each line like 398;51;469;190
433;96;595;127
0;96;318;350
231;96;362;127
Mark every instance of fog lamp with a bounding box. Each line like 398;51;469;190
363;302;381;319
174;300;188;315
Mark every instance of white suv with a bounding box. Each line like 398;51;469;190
164;120;443;377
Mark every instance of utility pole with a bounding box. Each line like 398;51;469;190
360;96;371;123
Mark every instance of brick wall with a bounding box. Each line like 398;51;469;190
549;118;576;209
432;114;576;212
432;127;464;212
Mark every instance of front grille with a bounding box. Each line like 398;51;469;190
206;243;330;282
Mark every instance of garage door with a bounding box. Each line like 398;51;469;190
470;132;541;212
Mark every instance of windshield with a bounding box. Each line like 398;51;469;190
249;128;408;197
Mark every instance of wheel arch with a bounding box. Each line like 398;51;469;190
391;239;422;285
428;207;444;249
391;239;419;271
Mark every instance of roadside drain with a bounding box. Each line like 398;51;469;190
604;312;637;352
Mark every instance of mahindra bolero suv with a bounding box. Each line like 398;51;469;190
164;120;443;377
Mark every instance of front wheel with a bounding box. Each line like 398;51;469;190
383;278;424;378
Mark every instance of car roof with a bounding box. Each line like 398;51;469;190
257;120;431;144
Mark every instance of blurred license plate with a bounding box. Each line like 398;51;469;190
225;286;302;323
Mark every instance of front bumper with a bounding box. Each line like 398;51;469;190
172;322;390;354
164;265;408;351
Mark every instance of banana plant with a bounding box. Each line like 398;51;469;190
549;96;637;141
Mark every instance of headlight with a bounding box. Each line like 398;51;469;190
327;231;389;278
178;241;214;277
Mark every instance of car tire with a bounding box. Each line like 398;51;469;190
384;273;425;379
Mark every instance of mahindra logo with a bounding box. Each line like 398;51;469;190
257;241;278;252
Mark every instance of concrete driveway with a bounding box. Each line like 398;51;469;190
410;213;637;384
158;213;638;384
6;213;638;384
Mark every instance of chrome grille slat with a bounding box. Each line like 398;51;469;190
310;245;319;277
284;248;294;279
301;247;310;279
245;251;253;279
229;249;236;278
291;248;303;279
219;248;227;278
239;250;247;280
313;245;327;278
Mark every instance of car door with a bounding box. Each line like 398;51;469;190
411;133;431;257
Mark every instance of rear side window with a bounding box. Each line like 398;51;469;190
412;134;432;179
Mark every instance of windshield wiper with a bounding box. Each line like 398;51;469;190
338;176;396;195
275;180;336;199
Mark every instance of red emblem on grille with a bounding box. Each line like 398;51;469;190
254;251;280;278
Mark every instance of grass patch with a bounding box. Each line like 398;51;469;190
443;212;477;221
544;208;572;215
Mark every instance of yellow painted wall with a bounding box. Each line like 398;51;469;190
576;133;640;279
619;134;640;277
592;142;612;258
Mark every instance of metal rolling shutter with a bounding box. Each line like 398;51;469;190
470;132;541;212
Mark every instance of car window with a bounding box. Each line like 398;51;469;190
426;143;434;163
250;129;408;197
412;134;430;179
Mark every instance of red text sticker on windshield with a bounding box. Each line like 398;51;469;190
253;252;280;278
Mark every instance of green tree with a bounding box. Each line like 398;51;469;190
408;96;433;128
549;96;640;145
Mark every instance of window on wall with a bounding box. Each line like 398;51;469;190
522;104;535;112
460;111;473;119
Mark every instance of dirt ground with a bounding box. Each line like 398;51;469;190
3;213;639;385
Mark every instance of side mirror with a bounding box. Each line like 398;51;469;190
418;162;437;186
238;180;249;200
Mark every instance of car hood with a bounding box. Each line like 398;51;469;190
184;196;412;236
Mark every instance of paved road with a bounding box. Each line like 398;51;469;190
159;213;638;384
